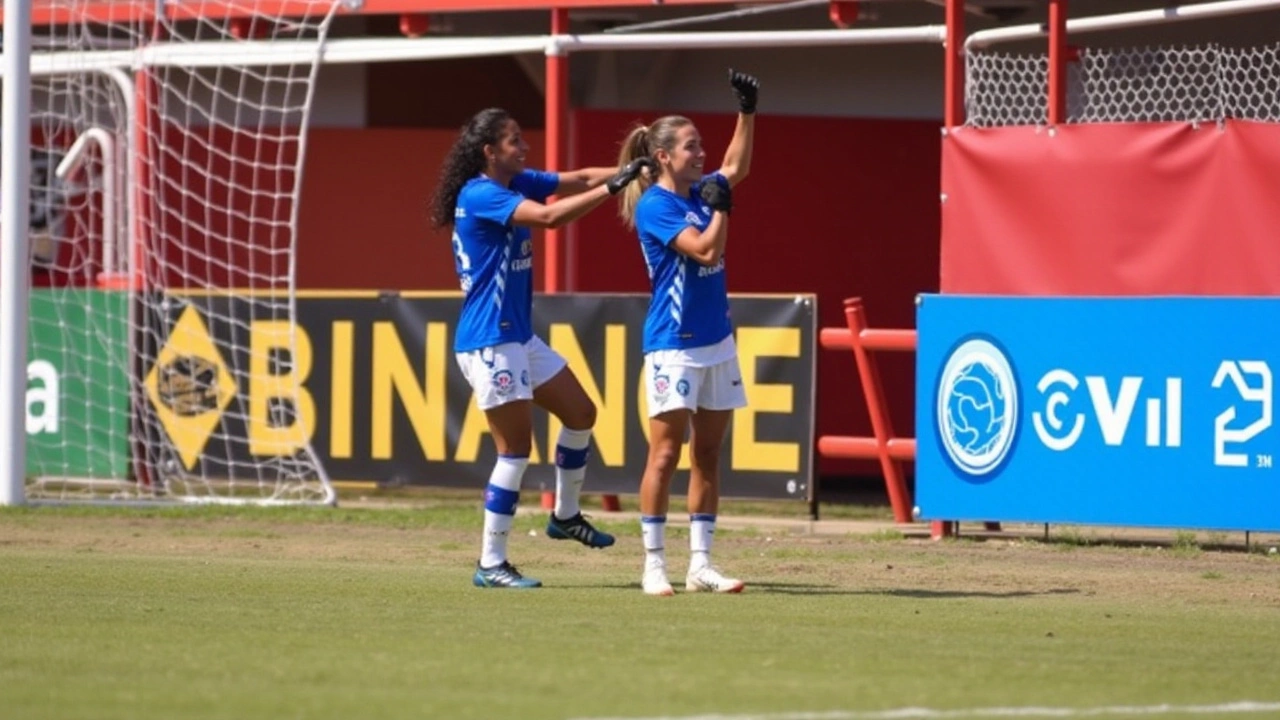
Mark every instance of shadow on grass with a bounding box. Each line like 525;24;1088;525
752;583;1084;598
539;580;861;594
477;581;1084;598
877;587;1082;599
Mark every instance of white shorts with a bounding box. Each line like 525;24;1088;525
456;336;568;411
644;350;748;418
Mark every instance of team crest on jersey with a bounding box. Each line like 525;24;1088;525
684;211;706;228
676;379;691;397
492;369;516;395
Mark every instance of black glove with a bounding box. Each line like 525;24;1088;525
606;157;655;195
729;68;759;115
700;179;732;215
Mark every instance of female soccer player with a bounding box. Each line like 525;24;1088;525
428;107;653;589
614;70;759;596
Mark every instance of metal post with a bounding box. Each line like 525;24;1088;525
543;7;569;293
944;0;964;127
541;7;570;512
1048;0;1068;125
1;0;34;505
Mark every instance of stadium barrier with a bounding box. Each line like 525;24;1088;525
817;297;1000;540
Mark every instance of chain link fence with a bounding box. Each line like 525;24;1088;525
965;42;1280;126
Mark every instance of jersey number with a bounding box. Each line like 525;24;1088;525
452;232;473;293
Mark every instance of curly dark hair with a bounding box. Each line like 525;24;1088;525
428;107;514;228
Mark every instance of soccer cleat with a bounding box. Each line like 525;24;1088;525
473;561;542;588
642;566;675;596
685;566;745;594
546;512;616;548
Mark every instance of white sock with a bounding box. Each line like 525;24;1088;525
689;513;716;573
554;427;592;520
641;515;667;570
480;455;529;568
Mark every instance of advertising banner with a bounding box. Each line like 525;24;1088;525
916;294;1280;531
145;292;817;500
26;289;132;479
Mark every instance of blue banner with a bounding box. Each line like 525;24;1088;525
915;295;1280;532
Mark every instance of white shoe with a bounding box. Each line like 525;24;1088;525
642;566;675;596
685;565;745;593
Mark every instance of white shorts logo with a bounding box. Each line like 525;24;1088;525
653;373;671;400
491;369;516;396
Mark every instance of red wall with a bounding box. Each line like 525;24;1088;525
297;127;545;291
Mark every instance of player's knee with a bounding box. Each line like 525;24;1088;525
648;443;682;477
561;399;597;430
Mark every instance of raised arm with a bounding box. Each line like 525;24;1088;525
717;69;758;188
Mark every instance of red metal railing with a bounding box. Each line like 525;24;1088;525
816;297;995;540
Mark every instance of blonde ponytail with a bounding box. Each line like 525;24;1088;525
616;124;652;229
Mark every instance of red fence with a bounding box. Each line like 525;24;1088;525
816;297;1000;540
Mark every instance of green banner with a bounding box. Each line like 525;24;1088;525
26;289;132;479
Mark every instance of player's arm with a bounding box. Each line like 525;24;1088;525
510;187;612;229
670;213;729;267
510;158;655;229
555;167;619;195
717;69;758;188
669;177;734;266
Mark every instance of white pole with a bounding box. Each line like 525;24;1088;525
557;25;948;52
1;0;33;505
55;128;116;275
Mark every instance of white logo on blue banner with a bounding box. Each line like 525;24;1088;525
936;336;1019;478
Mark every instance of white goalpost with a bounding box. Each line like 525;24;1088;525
2;0;1274;507
3;0;346;505
0;0;34;506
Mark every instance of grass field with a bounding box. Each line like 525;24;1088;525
3;496;1280;720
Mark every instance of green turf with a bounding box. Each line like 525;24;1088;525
2;505;1278;720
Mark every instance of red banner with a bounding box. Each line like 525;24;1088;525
941;122;1280;295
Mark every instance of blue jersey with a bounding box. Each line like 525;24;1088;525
634;173;734;354
451;170;559;353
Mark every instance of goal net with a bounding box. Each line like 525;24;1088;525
23;0;341;504
965;42;1280;126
